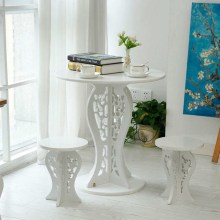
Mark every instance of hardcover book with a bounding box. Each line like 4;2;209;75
67;52;123;65
68;61;124;74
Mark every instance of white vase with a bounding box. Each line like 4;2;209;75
124;49;131;73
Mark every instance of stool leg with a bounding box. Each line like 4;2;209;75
45;151;61;201
162;150;179;204
162;150;196;204
179;151;195;202
57;151;82;206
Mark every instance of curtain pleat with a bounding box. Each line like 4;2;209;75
38;0;107;164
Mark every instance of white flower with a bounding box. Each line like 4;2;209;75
188;103;193;111
188;102;199;111
203;58;214;66
201;47;218;58
200;101;205;106
205;84;213;93
211;95;216;100
193;102;198;109
194;93;200;100
200;48;214;58
193;31;202;38
198;71;204;80
118;31;125;37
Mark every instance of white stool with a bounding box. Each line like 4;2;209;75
39;136;88;206
155;136;203;204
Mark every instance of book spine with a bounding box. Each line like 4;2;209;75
69;56;102;65
68;62;102;73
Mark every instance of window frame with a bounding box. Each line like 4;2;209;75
0;0;38;162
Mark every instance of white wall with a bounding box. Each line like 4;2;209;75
166;0;220;155
107;0;170;102
107;0;220;155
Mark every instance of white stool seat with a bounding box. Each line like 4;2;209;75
40;136;88;151
156;136;203;204
39;136;88;207
155;136;203;151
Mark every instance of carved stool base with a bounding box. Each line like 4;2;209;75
39;136;88;207
155;136;203;205
162;150;195;204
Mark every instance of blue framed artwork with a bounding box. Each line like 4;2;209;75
183;3;220;118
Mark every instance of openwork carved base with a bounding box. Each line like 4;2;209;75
162;150;196;204
45;150;81;206
84;84;145;195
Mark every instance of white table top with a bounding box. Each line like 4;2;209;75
155;136;204;151
56;69;165;85
39;136;88;151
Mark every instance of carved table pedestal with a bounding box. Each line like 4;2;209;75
57;70;165;195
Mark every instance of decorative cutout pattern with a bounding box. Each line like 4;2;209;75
93;87;108;141
112;90;125;141
164;153;170;177
47;152;59;179
111;145;119;176
66;155;79;193
98;145;108;176
110;89;126;176
180;154;192;193
164;151;179;190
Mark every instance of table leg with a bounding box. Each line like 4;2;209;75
162;150;196;204
78;84;144;195
46;151;81;206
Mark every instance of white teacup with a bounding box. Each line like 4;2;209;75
81;64;96;75
130;63;149;74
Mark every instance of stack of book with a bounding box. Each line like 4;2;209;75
67;52;124;75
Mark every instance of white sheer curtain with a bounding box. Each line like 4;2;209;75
37;0;107;163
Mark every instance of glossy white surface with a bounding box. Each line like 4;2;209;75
155;136;204;151
79;72;101;79
57;69;165;85
39;136;88;151
125;72;150;78
2;145;220;220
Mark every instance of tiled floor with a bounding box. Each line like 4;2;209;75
1;144;220;220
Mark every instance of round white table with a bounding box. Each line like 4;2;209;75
57;69;165;195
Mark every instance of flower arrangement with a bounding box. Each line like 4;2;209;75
118;31;141;72
118;31;141;49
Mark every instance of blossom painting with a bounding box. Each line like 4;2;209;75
183;3;220;118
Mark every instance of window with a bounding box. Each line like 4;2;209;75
0;0;38;163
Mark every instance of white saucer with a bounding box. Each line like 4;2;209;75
79;72;101;79
125;72;150;78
